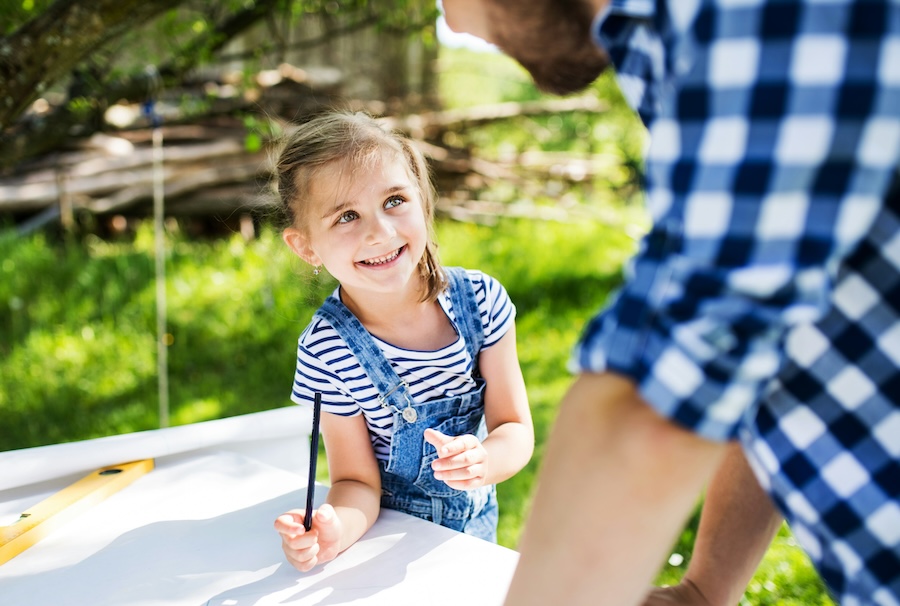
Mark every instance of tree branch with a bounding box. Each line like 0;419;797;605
0;0;287;171
0;0;183;128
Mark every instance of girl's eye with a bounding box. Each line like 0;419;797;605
385;195;405;209
337;210;359;224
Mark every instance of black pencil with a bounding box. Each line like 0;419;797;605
304;391;322;532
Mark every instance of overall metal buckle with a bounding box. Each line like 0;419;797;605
378;380;418;423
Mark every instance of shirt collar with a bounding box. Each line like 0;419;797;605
592;0;657;48
605;0;656;18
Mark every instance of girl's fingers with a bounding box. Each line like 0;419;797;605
432;451;479;472
432;443;485;472
274;510;306;534
442;476;485;491
282;528;321;572
285;544;319;572
434;462;485;482
281;524;318;548
431;433;480;458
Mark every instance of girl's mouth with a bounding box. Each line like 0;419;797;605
359;246;404;266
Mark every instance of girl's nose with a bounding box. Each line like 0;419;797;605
365;214;395;243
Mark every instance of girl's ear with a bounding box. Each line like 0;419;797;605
282;227;321;267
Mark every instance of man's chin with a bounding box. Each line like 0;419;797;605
514;53;610;96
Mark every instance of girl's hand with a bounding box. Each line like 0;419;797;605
424;428;488;490
274;503;343;572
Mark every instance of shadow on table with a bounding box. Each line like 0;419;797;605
3;489;450;606
207;511;453;605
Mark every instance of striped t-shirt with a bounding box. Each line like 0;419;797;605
289;269;515;461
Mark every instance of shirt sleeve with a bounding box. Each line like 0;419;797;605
577;2;900;441
289;317;361;417
468;269;516;348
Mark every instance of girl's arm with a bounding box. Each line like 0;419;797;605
479;324;534;484
274;411;381;571
428;325;534;489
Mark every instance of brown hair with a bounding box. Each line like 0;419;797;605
275;111;448;302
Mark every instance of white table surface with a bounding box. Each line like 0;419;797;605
0;408;518;605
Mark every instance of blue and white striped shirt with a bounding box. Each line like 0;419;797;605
290;269;515;461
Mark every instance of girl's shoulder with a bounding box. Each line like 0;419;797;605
446;267;504;296
450;267;509;302
298;313;336;346
443;267;515;345
297;300;346;358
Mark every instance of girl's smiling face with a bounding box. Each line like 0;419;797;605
285;151;429;301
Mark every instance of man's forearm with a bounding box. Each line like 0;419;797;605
504;372;726;606
682;443;783;606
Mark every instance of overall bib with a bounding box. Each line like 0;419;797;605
314;267;499;542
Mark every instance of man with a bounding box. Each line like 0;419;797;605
441;1;900;605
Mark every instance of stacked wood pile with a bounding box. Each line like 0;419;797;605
1;74;619;234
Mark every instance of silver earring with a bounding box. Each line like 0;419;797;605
313;266;320;276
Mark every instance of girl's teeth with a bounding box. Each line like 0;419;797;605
363;249;400;265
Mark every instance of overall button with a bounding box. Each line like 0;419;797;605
402;407;418;423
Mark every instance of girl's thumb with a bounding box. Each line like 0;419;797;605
316;503;335;524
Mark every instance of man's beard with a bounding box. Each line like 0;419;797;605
487;1;610;96
505;45;609;96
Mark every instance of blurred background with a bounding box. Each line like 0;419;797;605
0;2;832;602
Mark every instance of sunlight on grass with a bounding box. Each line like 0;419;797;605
171;398;223;426
744;529;835;605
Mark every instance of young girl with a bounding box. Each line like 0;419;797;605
272;111;534;572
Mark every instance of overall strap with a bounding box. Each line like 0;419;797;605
315;267;483;402
444;267;483;368
314;296;409;408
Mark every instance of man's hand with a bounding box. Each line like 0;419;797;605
642;580;713;606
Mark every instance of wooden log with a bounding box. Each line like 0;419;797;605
86;152;269;214
382;96;608;139
0;96;620;221
0;140;260;212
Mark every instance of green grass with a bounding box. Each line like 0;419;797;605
0;217;834;605
0;217;632;452
0;45;834;606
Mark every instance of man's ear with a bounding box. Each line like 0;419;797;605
282;227;321;267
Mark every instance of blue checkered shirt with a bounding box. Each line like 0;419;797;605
577;1;900;603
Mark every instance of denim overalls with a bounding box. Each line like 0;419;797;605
314;267;499;542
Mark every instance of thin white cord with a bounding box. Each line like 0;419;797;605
152;124;170;428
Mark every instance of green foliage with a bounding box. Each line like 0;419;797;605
436;47;544;108
242;113;283;152
0;225;325;451
2;0;54;35
655;520;835;605
436;47;646;212
0;218;629;450
744;528;835;605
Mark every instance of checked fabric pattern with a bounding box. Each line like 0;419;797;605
577;1;900;603
744;184;900;604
